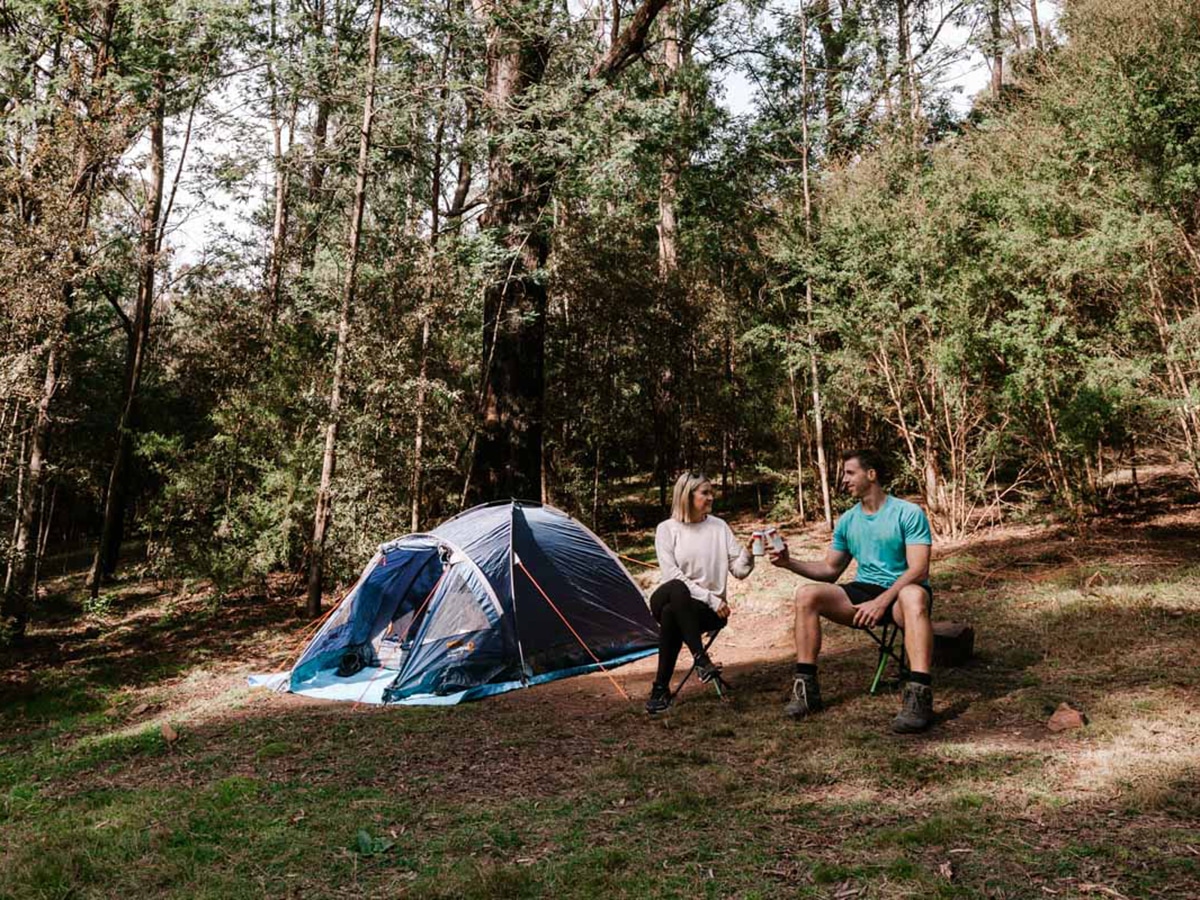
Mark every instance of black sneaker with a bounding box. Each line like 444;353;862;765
785;672;823;719
694;656;731;695
891;682;934;733
645;682;671;715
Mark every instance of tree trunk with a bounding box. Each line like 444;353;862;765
1029;0;1043;53
411;315;431;531
472;1;555;502
4;427;27;595
305;0;383;617
652;0;683;504
265;0;295;321
88;72;167;598
656;0;685;276
787;365;806;521
652;365;676;509
299;0;335;271
4;0;120;635
654;0;685;500
896;0;912;117
990;0;1004;100
895;0;923;145
800;3;833;529
0;400;19;497
1;352;58;636
471;0;669;502
813;0;846;157
1147;276;1200;491
411;6;457;532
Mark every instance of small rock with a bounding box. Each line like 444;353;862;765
161;722;179;744
1047;702;1087;732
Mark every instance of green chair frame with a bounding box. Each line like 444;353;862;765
862;620;908;695
861;590;934;694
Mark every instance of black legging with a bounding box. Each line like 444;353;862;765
650;579;725;687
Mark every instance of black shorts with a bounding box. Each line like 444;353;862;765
841;581;933;624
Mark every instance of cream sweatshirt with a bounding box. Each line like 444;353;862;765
655;515;754;612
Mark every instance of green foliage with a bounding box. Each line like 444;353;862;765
353;828;395;856
4;0;1200;611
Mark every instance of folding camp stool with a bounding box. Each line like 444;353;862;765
669;627;727;702
863;619;907;695
862;591;933;694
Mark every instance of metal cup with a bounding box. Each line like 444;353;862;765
751;531;765;556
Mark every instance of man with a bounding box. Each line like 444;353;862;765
769;449;935;733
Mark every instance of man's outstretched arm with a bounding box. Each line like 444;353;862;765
769;543;851;583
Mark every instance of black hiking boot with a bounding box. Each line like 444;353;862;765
645;682;672;715
891;682;934;733
695;656;731;698
785;672;824;719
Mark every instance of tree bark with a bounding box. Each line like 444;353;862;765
412;6;456;532
1;354;57;636
787;364;806;521
3;0;120;636
800;3;833;529
813;0;847;157
88;72;167;597
305;0;383;617
656;0;685;276
895;0;923;144
265;0;295;321
472;0;554;502
299;0;335;271
1029;0;1043;53
470;0;671;502
990;0;1004;100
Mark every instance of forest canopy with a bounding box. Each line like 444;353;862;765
2;0;1198;639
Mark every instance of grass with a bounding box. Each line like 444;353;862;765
2;504;1200;898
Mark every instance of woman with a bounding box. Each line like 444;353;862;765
646;471;753;714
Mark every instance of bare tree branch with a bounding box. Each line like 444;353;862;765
589;0;671;81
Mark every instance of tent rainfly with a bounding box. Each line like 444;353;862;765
252;501;659;705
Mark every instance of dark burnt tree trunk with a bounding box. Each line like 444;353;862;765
471;0;670;502
472;0;554;503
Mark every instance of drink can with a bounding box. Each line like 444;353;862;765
766;526;785;552
751;531;765;556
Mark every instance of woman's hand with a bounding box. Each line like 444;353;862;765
716;601;731;620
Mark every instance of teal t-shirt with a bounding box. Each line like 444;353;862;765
831;496;932;588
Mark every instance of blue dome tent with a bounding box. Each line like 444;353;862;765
253;501;659;705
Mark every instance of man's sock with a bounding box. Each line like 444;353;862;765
908;670;932;687
794;662;818;677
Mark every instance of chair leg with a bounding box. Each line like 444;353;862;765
670;630;722;702
870;623;903;695
869;645;891;695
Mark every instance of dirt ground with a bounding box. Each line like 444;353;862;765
3;475;1199;899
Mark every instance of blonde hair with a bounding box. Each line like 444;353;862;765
671;471;711;523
